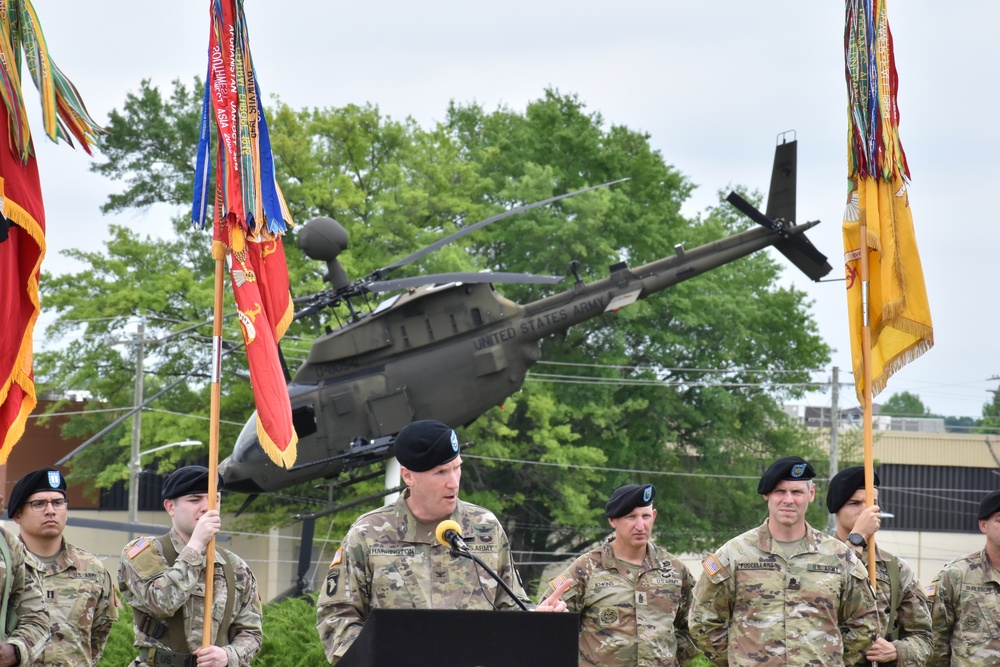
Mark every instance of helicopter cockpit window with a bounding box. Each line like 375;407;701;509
471;308;483;326
292;404;317;438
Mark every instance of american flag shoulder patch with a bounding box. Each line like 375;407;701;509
551;575;569;590
126;537;151;560
924;583;936;598
330;548;343;568
702;554;723;577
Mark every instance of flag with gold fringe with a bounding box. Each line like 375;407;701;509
842;0;933;403
193;0;297;468
0;0;103;462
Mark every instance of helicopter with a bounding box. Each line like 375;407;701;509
219;135;832;495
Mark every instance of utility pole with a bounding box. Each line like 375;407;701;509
127;319;146;539
830;365;840;477
826;366;840;533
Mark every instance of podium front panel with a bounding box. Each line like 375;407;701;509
340;607;579;666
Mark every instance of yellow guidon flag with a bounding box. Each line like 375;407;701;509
842;0;933;403
842;174;932;402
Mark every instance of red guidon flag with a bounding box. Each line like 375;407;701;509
195;0;298;468
0;102;44;462
217;218;296;468
0;3;103;460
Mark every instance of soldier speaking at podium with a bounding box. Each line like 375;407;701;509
316;419;568;664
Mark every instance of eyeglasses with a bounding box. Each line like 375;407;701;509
26;498;68;512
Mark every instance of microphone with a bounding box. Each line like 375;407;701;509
435;520;468;551
434;519;528;611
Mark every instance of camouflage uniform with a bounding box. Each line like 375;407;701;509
316;492;531;664
854;546;931;667
118;529;262;667
689;519;879;666
0;527;50;664
540;537;700;667
23;538;118;666
927;548;1000;666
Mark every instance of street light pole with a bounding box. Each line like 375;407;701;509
127;439;202;538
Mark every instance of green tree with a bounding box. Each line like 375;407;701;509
944;415;977;433
42;80;831;581
980;385;1000;431
879;390;929;418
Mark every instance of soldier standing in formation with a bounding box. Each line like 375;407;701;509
118;465;262;667
540;484;700;667
688;456;879;666
9;467;118;666
826;466;931;665
927;488;1000;666
316;419;567;664
0;491;49;667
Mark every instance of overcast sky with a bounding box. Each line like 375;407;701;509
25;1;999;419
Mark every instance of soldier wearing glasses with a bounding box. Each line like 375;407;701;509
9;467;118;666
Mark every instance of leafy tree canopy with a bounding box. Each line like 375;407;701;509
879;391;930;418
40;79;831;584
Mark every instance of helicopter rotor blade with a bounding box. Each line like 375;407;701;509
375;178;629;279
367;272;564;293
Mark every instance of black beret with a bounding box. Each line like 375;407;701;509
605;484;656;518
162;465;223;501
393;420;460;472
757;456;816;495
978;489;1000;520
8;467;67;516
826;466;881;514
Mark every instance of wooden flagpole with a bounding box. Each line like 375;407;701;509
859;211;877;588
203;251;225;645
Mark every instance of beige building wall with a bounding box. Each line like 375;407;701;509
2;510;308;603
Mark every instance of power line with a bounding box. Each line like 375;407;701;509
462;454;760;480
526;373;821;388
536;360;829;375
143;408;245;426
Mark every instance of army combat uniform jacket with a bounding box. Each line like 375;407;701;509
855;546;931;667
689;520;879;666
927;548;1000;667
23;538;119;666
541;537;700;667
0;527;50;665
118;529;262;667
317;493;532;664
